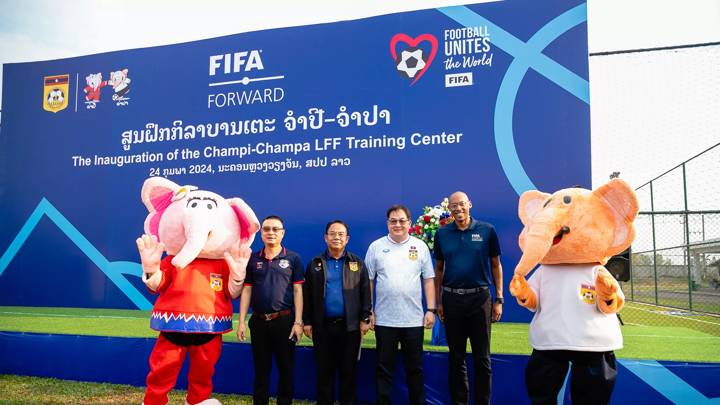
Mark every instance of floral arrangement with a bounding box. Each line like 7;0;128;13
409;198;454;251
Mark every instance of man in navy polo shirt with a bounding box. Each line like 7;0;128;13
237;215;304;405
302;220;372;405
434;191;503;405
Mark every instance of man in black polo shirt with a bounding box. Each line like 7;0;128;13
302;220;372;405
434;191;503;405
238;215;304;405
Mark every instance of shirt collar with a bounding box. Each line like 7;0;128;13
258;246;286;259
324;250;346;261
386;234;411;245
451;217;477;231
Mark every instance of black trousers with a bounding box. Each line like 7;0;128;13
443;288;492;405
249;314;296;405
312;319;361;405
526;349;617;405
374;325;425;405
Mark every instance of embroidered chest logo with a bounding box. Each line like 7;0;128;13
382;248;390;253
256;261;263;269
279;259;290;269
408;246;418;261
580;284;596;304
314;263;322;272
210;273;223;292
349;261;359;272
471;233;483;242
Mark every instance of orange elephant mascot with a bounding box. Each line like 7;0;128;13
509;179;638;405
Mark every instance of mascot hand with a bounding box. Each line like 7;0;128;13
225;241;252;299
136;234;165;274
509;273;537;310
224;241;252;282
596;266;624;313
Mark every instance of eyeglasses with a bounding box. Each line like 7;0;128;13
327;231;347;238
261;226;284;233
448;200;469;209
387;219;409;225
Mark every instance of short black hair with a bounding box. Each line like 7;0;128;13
325;220;350;235
386;204;411;220
262;215;284;226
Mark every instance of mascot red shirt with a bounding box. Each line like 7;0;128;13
137;177;259;405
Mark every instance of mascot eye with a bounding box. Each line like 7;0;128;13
207;203;213;210
191;202;198;208
563;196;572;204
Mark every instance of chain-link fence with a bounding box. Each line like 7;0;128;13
623;142;720;336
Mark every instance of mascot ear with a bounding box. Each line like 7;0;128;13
141;177;180;213
227;198;260;245
593;179;639;256
518;190;551;225
141;177;181;238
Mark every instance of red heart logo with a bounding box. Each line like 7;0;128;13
389;33;438;86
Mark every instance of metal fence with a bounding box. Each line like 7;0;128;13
622;143;720;335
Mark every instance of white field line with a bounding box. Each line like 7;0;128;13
0;311;146;320
627;304;720;326
623;334;720;340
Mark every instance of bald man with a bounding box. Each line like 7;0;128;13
434;191;503;405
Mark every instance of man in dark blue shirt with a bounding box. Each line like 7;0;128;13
238;215;304;405
434;192;503;405
302;220;372;405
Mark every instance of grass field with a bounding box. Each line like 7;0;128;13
1;304;719;362
621;277;720;314
0;374;311;405
1;304;718;404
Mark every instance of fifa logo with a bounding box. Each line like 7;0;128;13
209;50;265;76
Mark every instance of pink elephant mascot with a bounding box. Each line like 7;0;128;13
509;179;639;404
137;177;259;405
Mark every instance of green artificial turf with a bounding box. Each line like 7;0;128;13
0;374;311;405
1;305;719;362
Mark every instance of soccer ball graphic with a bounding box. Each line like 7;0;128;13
395;47;427;79
47;88;64;105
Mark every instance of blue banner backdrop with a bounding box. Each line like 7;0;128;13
0;0;590;318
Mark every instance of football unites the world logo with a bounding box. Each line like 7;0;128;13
389;33;438;86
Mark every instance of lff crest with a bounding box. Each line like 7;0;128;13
43;74;69;113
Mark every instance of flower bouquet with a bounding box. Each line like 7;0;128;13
409;198;454;251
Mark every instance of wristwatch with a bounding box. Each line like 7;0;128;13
426;308;437;314
494;297;504;304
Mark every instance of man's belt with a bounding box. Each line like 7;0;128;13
442;286;487;295
325;317;345;324
256;309;291;321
